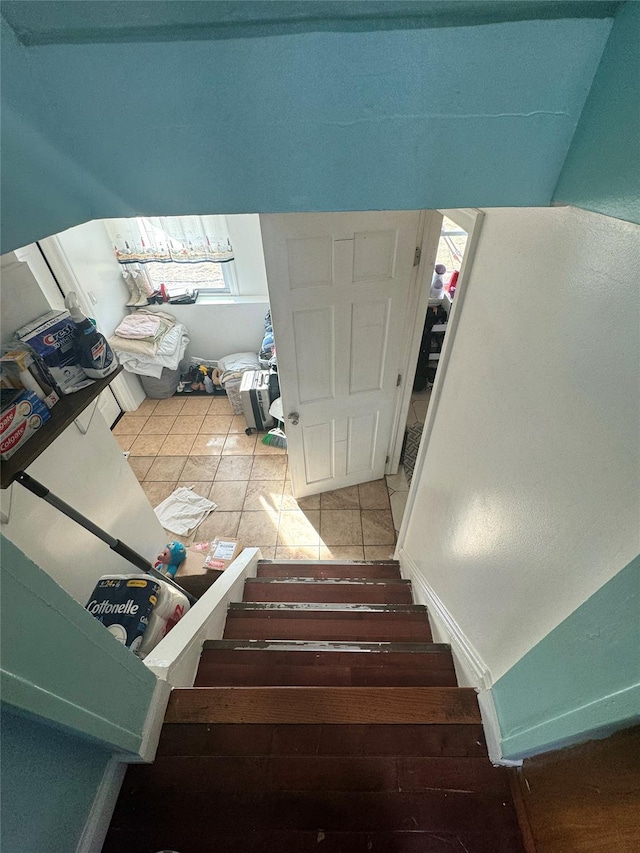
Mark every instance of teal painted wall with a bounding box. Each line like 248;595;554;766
0;535;157;754
0;705;111;853
0;11;612;252
493;555;640;760
553;1;640;224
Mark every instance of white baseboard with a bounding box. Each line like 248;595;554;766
76;758;126;853
398;547;520;766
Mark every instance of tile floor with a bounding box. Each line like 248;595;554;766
114;394;398;560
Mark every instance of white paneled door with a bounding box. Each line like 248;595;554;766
261;212;422;498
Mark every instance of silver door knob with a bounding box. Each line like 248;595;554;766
287;412;300;425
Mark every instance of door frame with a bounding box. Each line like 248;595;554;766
393;207;484;550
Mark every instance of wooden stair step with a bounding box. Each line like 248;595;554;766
223;612;432;643
257;561;402;579
202;639;448;654
195;644;457;687
125;753;510;795
165;687;480;724
104;827;526;853
156;722;489;758
105;789;522;837
194;662;458;687
244;577;413;604
229;601;425;612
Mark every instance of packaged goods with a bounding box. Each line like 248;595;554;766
14;311;92;393
0;389;51;459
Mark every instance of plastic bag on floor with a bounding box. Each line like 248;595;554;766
154;486;217;536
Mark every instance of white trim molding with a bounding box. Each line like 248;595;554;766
398;546;520;766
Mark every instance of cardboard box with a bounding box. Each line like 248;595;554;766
201;538;244;571
0;390;51;459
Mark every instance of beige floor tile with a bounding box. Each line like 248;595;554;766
172;415;205;434
189;435;226;456
320;546;366;560
253;438;287;455
208;397;235;415
112;415;148;435
200;415;233;434
215;456;254;481
208;480;248;511
197;511;242;540
277;511;321;548
181;397;213;416
128;456;154;482
412;400;430;423
144;416;177;435
158;434;196;456
320;486;360;510
153;398;186;416
129;434;165;456
361;510;396;545
358;479;390;509
276;546;320;560
180;456;220;482
250;456;288;480
145;456;188;481
141;481;177;506
223;433;258;455
297;493;321;510
364;545;397;560
280;482;300;511
385;467;409;493
228;415;247;433
243;480;284;512
115;434;135;452
390;491;408;532
237;510;280;546
134;398;159;416
320;510;363;546
179;481;213;499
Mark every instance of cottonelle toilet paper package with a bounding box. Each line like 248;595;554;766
86;575;190;658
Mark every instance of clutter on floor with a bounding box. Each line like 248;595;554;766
108;309;189;395
153;485;217;536
154;541;187;578
85;573;190;658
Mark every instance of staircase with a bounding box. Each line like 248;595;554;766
103;560;529;852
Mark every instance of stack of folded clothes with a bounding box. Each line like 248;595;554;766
108;309;189;379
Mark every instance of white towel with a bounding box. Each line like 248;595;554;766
154;487;217;536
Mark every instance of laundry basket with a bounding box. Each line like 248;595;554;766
222;376;243;414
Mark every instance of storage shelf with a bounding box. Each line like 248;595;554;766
1;366;123;489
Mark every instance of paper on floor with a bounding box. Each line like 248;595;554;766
154;486;217;536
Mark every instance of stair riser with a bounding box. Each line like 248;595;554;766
244;582;413;604
156;723;489;759
198;648;455;669
194;663;458;687
104;829;526;853
126;755;510;795
105;790;521;835
223;616;432;642
257;564;402;579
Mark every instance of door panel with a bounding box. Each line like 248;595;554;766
261;212;421;498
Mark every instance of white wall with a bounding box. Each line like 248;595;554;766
41;215;270;368
1;407;166;605
400;206;640;683
0;245;64;346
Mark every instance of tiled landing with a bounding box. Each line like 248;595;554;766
116;395;397;560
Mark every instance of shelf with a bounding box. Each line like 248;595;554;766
1;366;123;489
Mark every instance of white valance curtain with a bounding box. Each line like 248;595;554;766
104;215;233;265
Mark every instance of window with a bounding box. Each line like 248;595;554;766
104;214;236;297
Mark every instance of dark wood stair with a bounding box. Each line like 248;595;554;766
103;559;528;852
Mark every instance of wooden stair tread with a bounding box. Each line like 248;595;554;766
202;639;450;653
257;563;402;579
128;753;510;794
229;601;425;612
165;686;480;724
194;662;458;687
244;578;413;604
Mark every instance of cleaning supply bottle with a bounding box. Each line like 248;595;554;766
64;292;119;379
430;264;446;299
